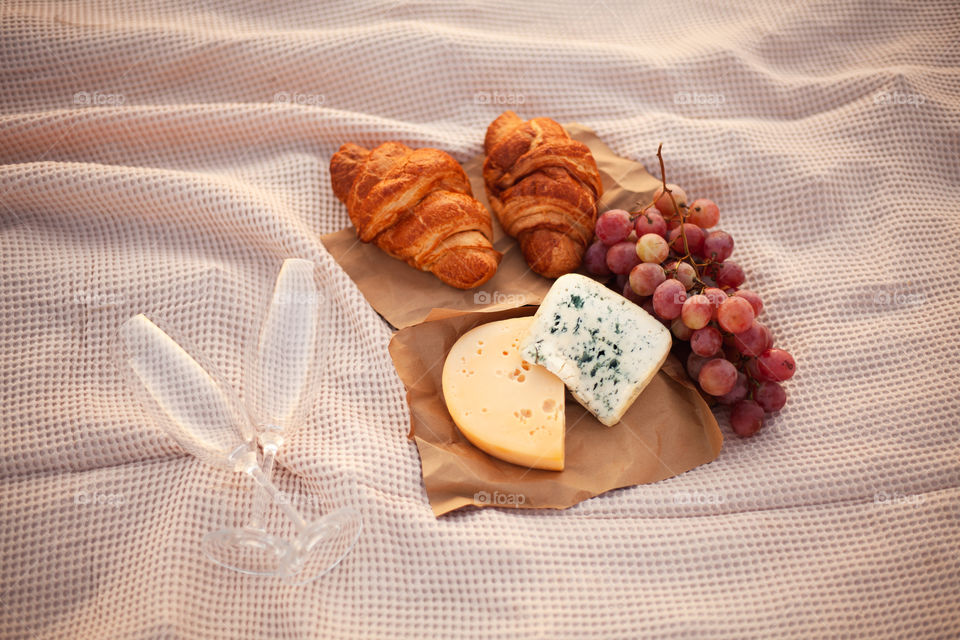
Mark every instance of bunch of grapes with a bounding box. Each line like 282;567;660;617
583;148;795;437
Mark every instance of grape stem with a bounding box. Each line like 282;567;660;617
653;144;711;293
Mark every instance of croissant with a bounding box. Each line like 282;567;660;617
330;142;501;289
483;111;603;279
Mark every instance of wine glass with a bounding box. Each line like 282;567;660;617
118;313;360;583
202;259;362;581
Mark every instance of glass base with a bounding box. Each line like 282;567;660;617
202;526;292;576
281;507;363;585
202;507;362;583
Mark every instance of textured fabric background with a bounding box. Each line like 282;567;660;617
2;1;959;638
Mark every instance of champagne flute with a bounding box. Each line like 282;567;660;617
118;313;359;583
201;259;361;582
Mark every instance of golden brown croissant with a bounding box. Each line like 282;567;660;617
483;111;602;279
330;141;501;289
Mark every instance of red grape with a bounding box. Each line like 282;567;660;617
634;208;667;238
757;348;796;382
606;241;641;275
652;279;687;320
721;337;741;363
622;282;645;304
583;240;611;276
698;358;738;396
688;198;719;229
653;184;688;219
754;381;787;412
744;357;765;381
686;352;709;380
733;289;763;316
759;323;773;350
671;317;694;340
665;261;696;289
716;261;745;289
690;326;722;357
629;262;666;296
667;224;705;255
681;294;712;329
702;287;727;317
640;297;668;327
595;209;633;245
732;321;768;357
730;400;765;436
717;296;755;333
636;233;669;263
703;230;734;262
716;372;748;405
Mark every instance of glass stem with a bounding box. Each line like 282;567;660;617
248;465;308;533
248;445;277;530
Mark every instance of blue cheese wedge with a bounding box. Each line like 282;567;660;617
519;273;672;426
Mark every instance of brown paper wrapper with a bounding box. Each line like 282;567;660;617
321;124;663;329
328;122;722;515
388;306;723;516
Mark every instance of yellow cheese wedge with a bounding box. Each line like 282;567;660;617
441;316;565;471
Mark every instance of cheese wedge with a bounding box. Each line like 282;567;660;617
519;273;672;426
441;316;565;471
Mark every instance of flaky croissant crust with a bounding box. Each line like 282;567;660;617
330;142;501;289
483;111;602;279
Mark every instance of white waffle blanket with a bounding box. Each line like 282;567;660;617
1;1;958;638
